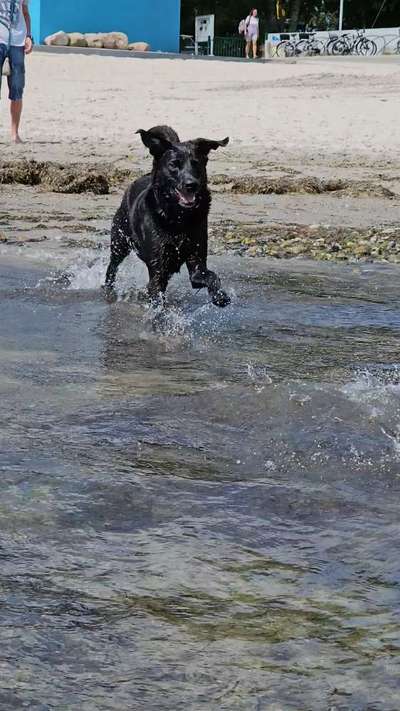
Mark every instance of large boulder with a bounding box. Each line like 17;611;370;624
103;32;128;50
68;32;88;47
128;42;151;52
44;31;70;46
114;32;129;50
85;33;104;48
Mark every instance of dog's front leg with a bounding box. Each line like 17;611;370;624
145;263;170;306
186;256;230;308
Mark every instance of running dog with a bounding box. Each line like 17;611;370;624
104;125;230;307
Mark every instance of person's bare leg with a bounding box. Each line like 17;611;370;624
10;100;23;143
245;40;251;58
253;39;258;58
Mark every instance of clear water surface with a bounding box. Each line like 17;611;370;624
1;249;399;710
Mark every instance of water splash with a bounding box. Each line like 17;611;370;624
381;425;400;459
246;362;273;392
342;366;400;460
342;366;400;418
139;294;237;350
67;252;149;293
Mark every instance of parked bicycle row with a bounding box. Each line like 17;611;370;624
273;30;400;58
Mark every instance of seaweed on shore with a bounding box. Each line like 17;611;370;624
211;174;397;199
0;160;136;195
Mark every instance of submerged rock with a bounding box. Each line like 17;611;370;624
0;232;47;244
62;236;100;249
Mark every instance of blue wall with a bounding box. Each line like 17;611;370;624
30;0;181;53
29;0;41;44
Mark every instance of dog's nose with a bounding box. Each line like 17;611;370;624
184;180;199;194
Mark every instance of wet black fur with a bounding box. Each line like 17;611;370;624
104;125;230;307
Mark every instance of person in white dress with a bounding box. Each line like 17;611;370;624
245;8;259;59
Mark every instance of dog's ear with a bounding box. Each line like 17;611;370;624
193;137;229;156
148;125;180;144
136;128;173;159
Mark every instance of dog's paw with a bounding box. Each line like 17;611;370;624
137;288;150;303
190;270;206;289
212;289;231;308
102;284;118;303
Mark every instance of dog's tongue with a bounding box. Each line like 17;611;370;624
177;189;196;206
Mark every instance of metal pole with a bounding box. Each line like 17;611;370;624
339;0;344;31
372;0;387;28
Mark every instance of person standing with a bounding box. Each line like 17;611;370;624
245;8;259;59
0;0;33;143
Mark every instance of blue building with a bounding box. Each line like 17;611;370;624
29;0;181;53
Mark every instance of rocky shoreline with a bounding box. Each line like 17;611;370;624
209;221;400;262
1;158;399;264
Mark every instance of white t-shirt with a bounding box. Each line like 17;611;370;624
0;0;29;47
246;15;259;34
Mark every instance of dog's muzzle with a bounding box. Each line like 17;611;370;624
175;182;198;208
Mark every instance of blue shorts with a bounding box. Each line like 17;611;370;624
0;44;25;101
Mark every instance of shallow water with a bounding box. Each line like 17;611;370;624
1;250;400;710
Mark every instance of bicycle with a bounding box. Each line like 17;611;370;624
275;35;296;58
325;33;340;55
295;32;325;56
331;30;377;56
355;32;377;56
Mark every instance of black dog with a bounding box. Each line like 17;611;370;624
104;125;230;307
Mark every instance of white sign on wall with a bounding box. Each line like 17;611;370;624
195;14;215;55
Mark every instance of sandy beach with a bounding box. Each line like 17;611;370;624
1;51;400;260
1;51;400;166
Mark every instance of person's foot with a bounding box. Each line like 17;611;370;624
11;134;23;144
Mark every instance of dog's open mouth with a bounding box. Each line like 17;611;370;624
175;188;197;207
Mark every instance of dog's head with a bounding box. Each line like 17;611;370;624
137;128;229;210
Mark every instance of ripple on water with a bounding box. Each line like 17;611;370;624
1;255;400;709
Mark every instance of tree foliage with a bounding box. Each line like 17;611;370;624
181;0;399;36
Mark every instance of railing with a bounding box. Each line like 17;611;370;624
213;36;245;58
186;36;246;58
